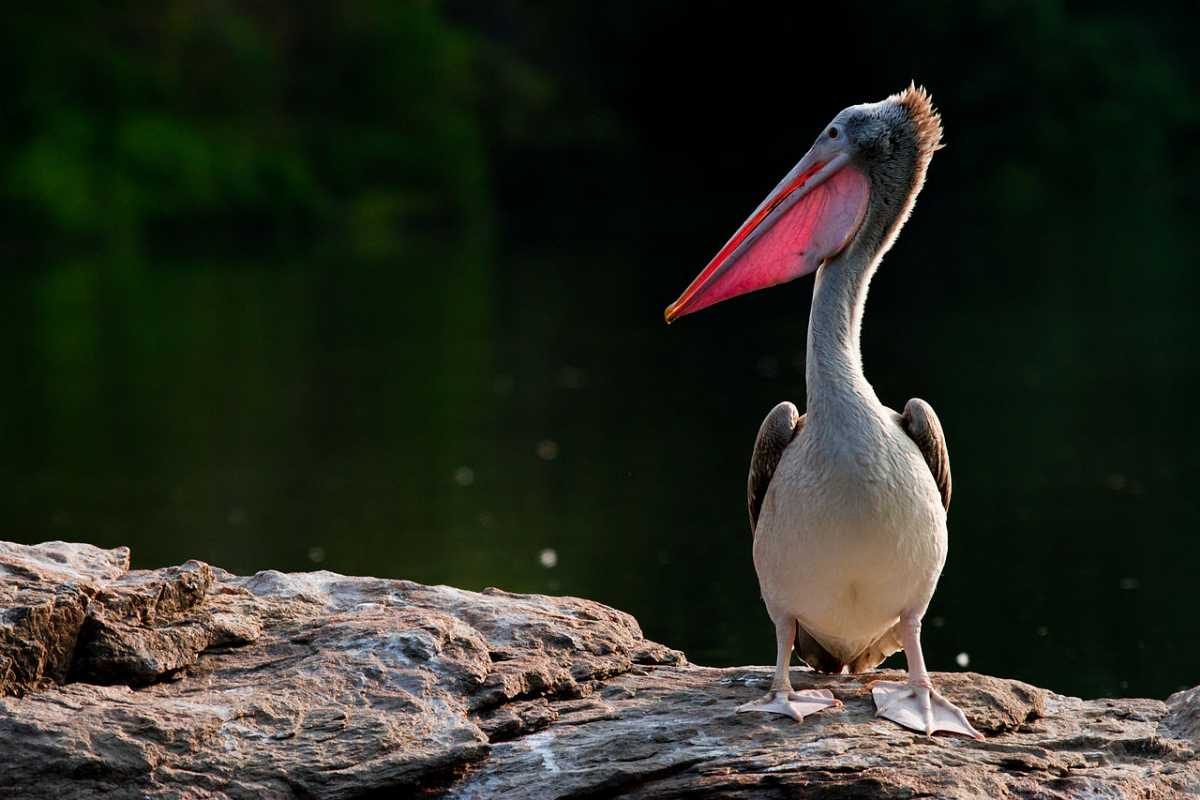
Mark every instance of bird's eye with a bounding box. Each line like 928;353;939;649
828;126;839;139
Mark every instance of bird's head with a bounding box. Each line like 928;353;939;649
664;84;942;323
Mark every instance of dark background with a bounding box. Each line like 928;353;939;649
3;2;1198;700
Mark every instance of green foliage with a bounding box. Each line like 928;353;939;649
1;2;490;249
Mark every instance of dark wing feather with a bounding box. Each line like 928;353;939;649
900;398;951;512
748;404;843;672
747;401;804;535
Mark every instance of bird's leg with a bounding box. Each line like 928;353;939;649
736;618;840;721
869;614;982;738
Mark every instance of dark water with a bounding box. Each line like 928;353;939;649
3;1;1199;709
4;193;1199;704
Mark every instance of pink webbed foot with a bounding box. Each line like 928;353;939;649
736;688;841;722
869;680;983;739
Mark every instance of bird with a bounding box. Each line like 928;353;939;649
663;85;980;739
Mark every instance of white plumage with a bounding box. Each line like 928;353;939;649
665;87;981;737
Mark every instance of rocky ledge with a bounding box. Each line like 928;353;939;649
0;541;1196;799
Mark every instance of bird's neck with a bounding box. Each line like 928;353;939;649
804;240;881;423
803;137;933;427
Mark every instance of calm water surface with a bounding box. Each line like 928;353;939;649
3;217;1199;701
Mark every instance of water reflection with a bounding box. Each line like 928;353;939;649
4;0;1199;707
2;217;1198;702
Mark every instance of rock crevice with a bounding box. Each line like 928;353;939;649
0;540;1196;799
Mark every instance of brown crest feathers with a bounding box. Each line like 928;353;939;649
890;82;944;157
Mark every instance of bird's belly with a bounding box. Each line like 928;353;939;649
753;450;947;658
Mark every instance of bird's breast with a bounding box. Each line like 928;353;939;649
753;415;947;647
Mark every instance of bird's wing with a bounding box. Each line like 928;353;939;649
747;401;804;535
900;398;951;512
747;406;846;673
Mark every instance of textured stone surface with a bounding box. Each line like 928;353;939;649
0;540;1196;799
0;541;131;694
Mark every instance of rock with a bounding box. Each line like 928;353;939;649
69;560;217;686
0;540;127;695
0;540;1195;799
1165;685;1200;744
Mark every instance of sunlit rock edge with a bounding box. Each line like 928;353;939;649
0;540;1196;799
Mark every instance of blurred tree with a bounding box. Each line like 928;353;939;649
2;1;1197;262
1;2;492;254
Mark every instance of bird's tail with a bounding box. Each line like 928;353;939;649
794;621;905;674
794;622;845;674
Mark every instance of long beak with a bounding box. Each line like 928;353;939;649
664;149;866;323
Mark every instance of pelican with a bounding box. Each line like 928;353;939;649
665;85;979;738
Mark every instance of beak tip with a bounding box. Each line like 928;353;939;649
663;305;677;325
